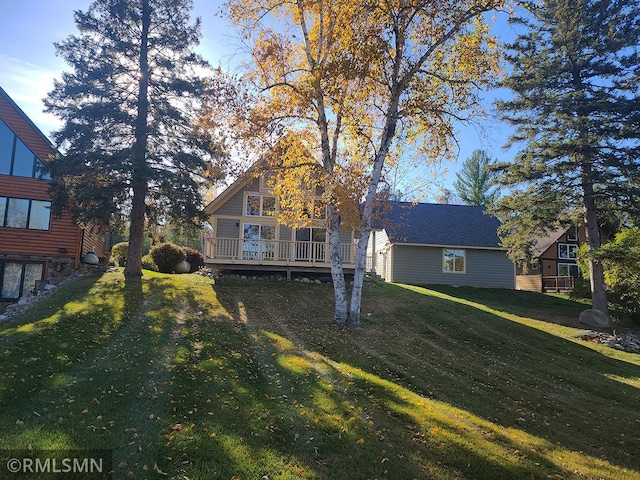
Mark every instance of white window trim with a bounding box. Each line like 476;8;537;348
442;248;466;274
558;243;578;260
567;226;578;242
245;193;277;217
558;262;580;277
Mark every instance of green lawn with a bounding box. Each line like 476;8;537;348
1;271;639;479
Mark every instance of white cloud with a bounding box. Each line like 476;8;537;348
0;54;63;138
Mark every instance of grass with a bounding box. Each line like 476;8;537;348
0;271;639;479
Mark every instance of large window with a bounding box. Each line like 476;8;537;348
558;263;580;277
0;261;44;300
242;223;276;260
443;249;465;273
0;119;49;179
246;194;276;217
1;197;51;230
558;243;578;259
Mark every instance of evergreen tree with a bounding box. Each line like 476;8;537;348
492;0;640;319
454;149;500;206
45;0;222;277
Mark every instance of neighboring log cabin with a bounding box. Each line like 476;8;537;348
0;86;110;301
515;225;609;293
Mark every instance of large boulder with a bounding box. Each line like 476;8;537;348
173;260;191;274
579;309;610;329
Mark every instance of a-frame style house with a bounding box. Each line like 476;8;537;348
203;164;356;278
0;86;110;301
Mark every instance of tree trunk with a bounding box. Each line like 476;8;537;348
348;94;400;324
124;181;148;277
327;203;348;323
581;165;609;320
348;226;371;326
124;0;151;278
583;194;609;319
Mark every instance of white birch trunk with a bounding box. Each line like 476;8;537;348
328;204;349;323
348;227;371;325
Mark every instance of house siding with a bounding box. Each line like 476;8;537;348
0;87;111;297
214;179;258;216
0;94;53;162
279;225;291;241
217;218;240;238
392;245;514;289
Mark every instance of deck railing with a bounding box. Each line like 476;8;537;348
542;276;575;293
204;237;355;265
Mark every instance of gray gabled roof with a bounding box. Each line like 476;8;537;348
376;202;503;249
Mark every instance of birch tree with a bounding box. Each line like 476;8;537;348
222;0;504;324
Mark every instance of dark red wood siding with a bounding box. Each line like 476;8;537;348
0;91;83;265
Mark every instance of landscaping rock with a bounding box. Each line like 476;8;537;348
579;330;640;354
579;309;610;328
0;270;86;322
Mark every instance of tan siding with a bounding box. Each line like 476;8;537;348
217;218;239;238
392;245;514;288
279;225;292;241
516;274;543;292
214;179;259;216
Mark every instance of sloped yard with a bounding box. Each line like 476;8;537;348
0;271;638;479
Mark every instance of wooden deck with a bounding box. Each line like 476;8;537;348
542;276;575;293
203;237;356;274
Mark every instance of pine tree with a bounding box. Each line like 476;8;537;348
492;0;640;320
454;149;500;206
45;0;223;277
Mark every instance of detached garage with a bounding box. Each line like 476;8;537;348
368;202;514;289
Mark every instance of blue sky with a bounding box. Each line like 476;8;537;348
0;1;519;195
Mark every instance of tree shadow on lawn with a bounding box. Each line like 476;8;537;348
0;274;217;476
209;288;580;480
421;284;589;328
214;280;640;477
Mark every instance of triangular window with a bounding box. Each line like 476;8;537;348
0;119;49;179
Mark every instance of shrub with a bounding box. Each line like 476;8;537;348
150;242;186;273
111;242;128;266
183;247;205;273
578;228;640;321
141;254;157;271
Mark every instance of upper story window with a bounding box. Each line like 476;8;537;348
0;196;51;230
246;194;276;217
558;243;578;259
0;119;50;179
443;248;465;273
566;225;578;242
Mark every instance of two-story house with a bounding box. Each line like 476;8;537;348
203;168;356;278
0;86;110;301
515;225;608;293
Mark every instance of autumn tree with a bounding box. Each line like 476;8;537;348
491;0;640;320
454;149;500;206
45;0;223;277
222;0;504;324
